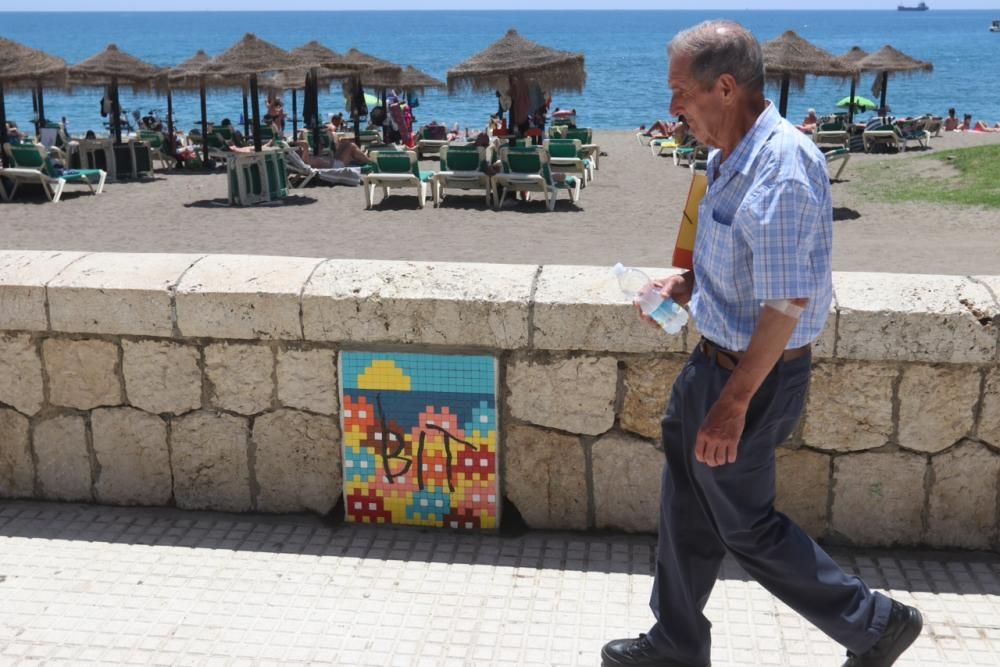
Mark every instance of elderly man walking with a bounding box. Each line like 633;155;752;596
601;21;922;667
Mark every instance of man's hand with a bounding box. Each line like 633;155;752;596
695;395;748;467
635;271;694;327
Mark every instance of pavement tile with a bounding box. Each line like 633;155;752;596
0;501;998;666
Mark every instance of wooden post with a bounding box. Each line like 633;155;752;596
0;82;8;168
166;88;175;160
778;76;790;118
242;88;250;138
250;73;262;152
111;76;122;144
879;71;889;118
200;79;208;166
292;88;298;137
847;76;857;126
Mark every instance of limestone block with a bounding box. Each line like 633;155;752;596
776;448;831;538
813;299;838;359
302;259;534;349
0;250;88;331
48;253;201;337
91;408;170;506
34;415;91;501
834;273;997;364
506;355;618;436
0;334;44;415
252;409;340;513
205;343;274;415
0;409;32;498
592;432;664;533
176;255;322;340
44;338;122;410
980;368;1000;448
897;365;980;453
803;362;895;452
927;441;1000;549
531;265;685;353
171;411;251;511
831;452;926;547
620;356;687;440
503;423;587;530
122;340;202;415
277;348;338;415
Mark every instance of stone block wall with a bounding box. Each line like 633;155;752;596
1;251;998;550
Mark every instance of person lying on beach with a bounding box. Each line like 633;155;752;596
944;108;959;131
795;108;818;134
294;135;374;169
639;119;674;137
973;120;1000;132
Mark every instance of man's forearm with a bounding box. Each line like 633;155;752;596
720;299;808;406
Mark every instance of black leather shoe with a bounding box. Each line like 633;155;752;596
601;634;702;667
842;600;923;666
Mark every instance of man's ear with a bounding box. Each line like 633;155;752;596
717;73;739;106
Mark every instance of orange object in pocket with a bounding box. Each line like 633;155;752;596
672;172;708;270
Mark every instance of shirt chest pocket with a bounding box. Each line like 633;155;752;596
710;206;734;227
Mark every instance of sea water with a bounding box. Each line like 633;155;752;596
1;10;998;134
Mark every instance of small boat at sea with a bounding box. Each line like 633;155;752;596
898;2;928;10
991;20;1000;32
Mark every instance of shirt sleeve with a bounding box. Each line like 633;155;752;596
745;179;823;301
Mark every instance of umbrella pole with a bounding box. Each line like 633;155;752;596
250;73;262;152
778;76;790;118
31;88;38;137
847;77;857;126
310;69;321;158
242;88;250;139
0;82;8;168
353;76;361;146
879;71;888;119
381;88;387;144
200;79;209;167
36;84;46;129
166;88;175;160
112;76;122;145
292;88;298;138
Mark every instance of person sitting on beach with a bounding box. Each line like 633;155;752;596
796;108;818;134
220;118;246;147
943;108;959;132
266;96;286;133
5;122;20;140
328;112;344;131
959;113;973;131
671;115;690;146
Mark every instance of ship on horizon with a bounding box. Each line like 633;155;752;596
898;2;929;10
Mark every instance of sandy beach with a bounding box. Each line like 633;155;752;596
2;130;998;275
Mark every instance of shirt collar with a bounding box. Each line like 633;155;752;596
714;100;781;178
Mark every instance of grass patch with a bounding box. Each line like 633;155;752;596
854;144;1000;208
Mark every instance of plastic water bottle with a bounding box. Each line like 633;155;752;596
612;263;688;334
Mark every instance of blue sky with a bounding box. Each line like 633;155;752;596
2;1;997;9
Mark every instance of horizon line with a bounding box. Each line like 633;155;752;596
0;7;993;11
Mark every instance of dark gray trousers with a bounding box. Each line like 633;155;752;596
647;344;892;666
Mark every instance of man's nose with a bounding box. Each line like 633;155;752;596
668;96;680;117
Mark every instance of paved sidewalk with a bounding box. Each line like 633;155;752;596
0;502;998;667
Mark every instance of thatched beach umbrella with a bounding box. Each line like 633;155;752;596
290;41;352;156
169;49;225;165
0;37;68;166
199;34;306;152
855;45;933;117
68;47;148;146
836;47;869;124
69;44;164;144
371;65;445;94
322;48;403;145
761;31;853;118
446;29;586;95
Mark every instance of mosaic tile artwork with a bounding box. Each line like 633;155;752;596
339;351;499;530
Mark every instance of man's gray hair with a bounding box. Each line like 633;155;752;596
668;20;764;94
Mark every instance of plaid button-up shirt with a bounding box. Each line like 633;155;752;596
689;102;833;352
